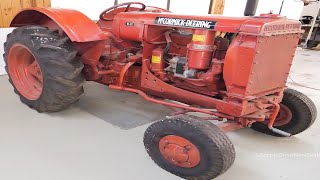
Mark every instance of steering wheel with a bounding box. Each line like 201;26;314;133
99;2;146;21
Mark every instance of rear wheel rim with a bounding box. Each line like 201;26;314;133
8;44;43;100
159;135;201;168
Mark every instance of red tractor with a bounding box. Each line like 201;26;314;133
3;2;317;180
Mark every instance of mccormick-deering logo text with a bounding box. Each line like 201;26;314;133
155;17;216;29
263;23;301;32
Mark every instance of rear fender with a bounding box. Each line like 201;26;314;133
10;8;108;42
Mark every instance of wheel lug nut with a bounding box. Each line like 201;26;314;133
185;145;192;150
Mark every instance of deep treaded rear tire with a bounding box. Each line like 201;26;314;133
144;115;235;180
4;26;85;112
251;88;317;136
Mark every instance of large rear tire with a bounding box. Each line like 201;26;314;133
144;115;235;180
4;26;85;112
251;88;317;136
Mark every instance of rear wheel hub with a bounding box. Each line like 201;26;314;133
159;135;200;168
8;44;43;100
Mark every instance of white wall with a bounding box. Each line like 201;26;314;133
280;0;305;20
51;0;115;20
170;0;211;15
0;28;14;75
301;1;320;17
223;0;304;20
223;0;247;17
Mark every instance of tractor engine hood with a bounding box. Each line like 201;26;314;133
112;12;302;42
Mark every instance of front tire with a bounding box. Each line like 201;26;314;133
4;26;85;112
251;88;317;136
144;115;235;180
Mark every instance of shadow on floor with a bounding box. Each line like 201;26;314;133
75;82;172;130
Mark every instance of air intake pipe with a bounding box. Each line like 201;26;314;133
244;0;259;16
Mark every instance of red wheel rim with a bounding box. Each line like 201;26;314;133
8;44;43;100
159;135;201;168
274;104;293;126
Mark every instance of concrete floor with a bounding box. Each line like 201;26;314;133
0;48;319;180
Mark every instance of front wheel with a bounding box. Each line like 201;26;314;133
251;88;317;136
144;115;235;180
4;26;85;112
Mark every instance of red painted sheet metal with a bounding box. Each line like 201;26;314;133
114;12;250;33
113;12;301;36
11;8;108;42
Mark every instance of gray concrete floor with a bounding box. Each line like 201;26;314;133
0;48;319;180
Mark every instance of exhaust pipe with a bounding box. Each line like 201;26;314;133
244;0;259;16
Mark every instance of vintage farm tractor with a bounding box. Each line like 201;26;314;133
3;2;317;180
